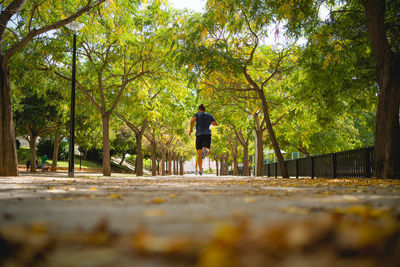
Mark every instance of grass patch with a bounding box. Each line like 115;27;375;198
17;147;31;164
18;146;101;169
47;157;101;169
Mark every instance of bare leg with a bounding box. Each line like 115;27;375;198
197;149;203;174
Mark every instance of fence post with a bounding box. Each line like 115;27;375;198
267;164;270;177
311;156;314;179
295;159;299;178
332;153;337;178
364;147;372;178
275;162;278;178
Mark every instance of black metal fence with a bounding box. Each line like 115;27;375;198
264;147;373;178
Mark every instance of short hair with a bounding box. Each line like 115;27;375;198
198;104;205;111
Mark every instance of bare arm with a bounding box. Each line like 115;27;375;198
211;120;218;126
189;117;196;136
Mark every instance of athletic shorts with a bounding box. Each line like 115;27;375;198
196;134;211;150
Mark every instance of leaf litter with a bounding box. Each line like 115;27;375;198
1;176;400;266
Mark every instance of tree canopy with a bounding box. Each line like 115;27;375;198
2;0;397;178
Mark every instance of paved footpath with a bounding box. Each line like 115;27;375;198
1;172;400;266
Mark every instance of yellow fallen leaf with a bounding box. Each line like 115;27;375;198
49;187;56;190
107;194;121;199
30;223;48;234
90;187;97;191
212;190;217;194
143;209;166;217
281;206;310;215
152;198;165;204
244;198;257;203
169;194;177;198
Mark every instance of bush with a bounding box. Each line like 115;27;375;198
84;148;103;162
37;137;69;160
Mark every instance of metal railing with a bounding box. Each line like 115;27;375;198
264;147;373;178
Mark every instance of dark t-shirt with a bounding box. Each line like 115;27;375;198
194;112;215;136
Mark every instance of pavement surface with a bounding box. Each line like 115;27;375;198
1;172;400;266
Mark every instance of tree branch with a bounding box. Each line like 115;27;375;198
4;0;106;61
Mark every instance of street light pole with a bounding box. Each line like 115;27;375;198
68;33;77;178
66;21;83;178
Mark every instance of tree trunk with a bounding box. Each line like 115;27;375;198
51;132;62;172
225;151;229;175
151;140;157;176
0;60;19;176
173;152;176;175
255;128;264;176
28;136;37;172
363;0;400;179
259;99;287;177
216;158;219;176
220;158;223;176
244;70;288;178
179;158;183;175
222;155;225;175
135;132;144;176
168;150;172;176
235;128;250;176
243;144;249;176
119;154;126;166
101;113;111;176
228;135;239;175
161;150;166;175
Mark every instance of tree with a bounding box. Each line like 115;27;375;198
14;89;61;172
0;0;105;176
178;2;300;177
51;1;167;176
265;0;399;177
362;0;400;178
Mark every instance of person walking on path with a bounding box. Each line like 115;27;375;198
189;104;218;175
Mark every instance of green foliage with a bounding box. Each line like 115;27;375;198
37;138;69;161
7;0;384;174
81;147;103;162
13;88;63;139
17;147;32;164
110;127;136;157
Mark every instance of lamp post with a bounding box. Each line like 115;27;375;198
66;22;83;178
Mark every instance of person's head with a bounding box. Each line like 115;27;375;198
198;104;206;112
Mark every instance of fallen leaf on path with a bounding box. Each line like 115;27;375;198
143;209;166;217
244;197;257;203
152;198;165;204
281;206;310;215
107;194;121;199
